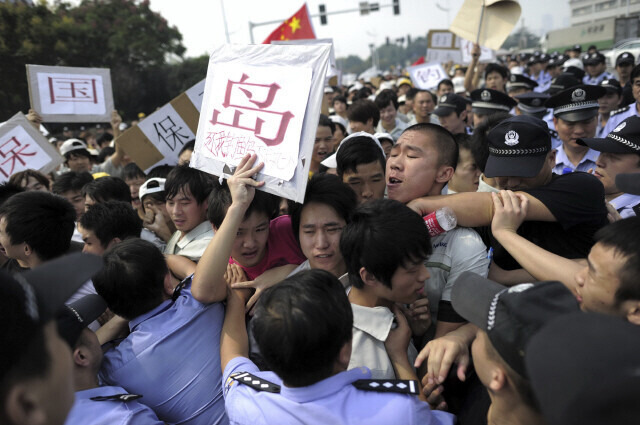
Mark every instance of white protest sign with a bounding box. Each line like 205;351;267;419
426;49;462;64
0;112;64;181
460;39;496;64
426;30;462;65
407;62;449;90
26;65;114;123
185;79;206;112
191;43;331;203
137;104;196;172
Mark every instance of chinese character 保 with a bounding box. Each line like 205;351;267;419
210;73;294;147
48;77;99;104
0;136;37;178
153;116;191;151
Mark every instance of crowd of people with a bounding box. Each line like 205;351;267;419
2;40;640;425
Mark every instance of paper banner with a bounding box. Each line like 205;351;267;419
117;92;199;172
26;65;114;123
460;39;496;64
185;79;206;113
426;30;463;64
0;112;64;181
190;43;331;203
407;62;449;90
449;0;521;51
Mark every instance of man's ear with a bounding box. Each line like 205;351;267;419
621;300;640;326
105;238;121;251
435;165;455;184
23;243;33;258
4;383;46;425
73;346;90;368
358;267;379;288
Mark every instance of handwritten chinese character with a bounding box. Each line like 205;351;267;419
210;73;294;147
48;77;98;104
0;137;37;178
153;116;190;151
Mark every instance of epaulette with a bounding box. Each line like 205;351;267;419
611;105;630;117
633;204;640;217
549;129;558;139
90;393;142;402
352;379;419;395
231;372;281;393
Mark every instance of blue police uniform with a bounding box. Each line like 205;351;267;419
543;110;562;149
99;277;228;425
553;145;599;175
583;71;615;86
64;386;164;425
601;104;639;136
223;356;456;425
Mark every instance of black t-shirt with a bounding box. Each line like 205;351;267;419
491;172;608;270
621;82;634;108
1;258;30;274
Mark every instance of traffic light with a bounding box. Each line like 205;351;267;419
319;4;327;25
393;0;400;15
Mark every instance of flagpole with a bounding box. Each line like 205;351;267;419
476;0;485;45
220;0;231;43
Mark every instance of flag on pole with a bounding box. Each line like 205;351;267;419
262;4;316;44
412;56;425;66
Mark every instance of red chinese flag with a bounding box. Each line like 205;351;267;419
262;3;316;44
412;56;426;66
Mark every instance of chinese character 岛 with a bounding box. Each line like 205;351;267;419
210;73;294;147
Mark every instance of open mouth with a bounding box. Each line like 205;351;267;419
242;250;258;259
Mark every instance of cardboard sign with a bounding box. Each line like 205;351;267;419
460;38;496;64
426;30;462;64
0;112;63;181
407;62;449;90
190;43;331;203
26;65;114;123
185;79;206;112
450;0;521;50
117;92;199;172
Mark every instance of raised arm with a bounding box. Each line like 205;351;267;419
191;154;264;304
463;44;481;93
109;110;126;167
220;286;251;371
490;190;581;289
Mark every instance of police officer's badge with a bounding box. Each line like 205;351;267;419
614;122;627;132
481;90;491;101
440;95;447;103
505;130;519;146
571;88;586;102
531;98;541;107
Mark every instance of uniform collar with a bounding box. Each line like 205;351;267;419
279;367;371;403
555;145;599;167
177;221;212;249
351;303;395;341
609;193;640;210
75;385;127;400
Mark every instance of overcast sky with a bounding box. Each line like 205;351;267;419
71;0;572;59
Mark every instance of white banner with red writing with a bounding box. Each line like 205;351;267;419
407;62;449;90
191;43;331;203
0;112;64;181
26;65;114;123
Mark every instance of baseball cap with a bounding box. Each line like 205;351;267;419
571;44;582;53
451;272;579;377
1;253;103;382
60;138;89;156
583;52;605;65
615;173;640;195
484;115;551;178
320;131;385;169
139;178;166;200
599;78;622;95
514;92;550;116
526;312;640;425
397;78;412;88
545;73;581;95
506;74;538;92
373;132;394;145
470;88;517;115
56;294;107;348
545;85;606;122
577;115;640;154
434;93;467;117
616;51;635;66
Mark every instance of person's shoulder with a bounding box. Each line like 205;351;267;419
611;105;631;117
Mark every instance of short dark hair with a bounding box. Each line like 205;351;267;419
347;99;380;128
96;146;115;164
96;132;113;146
0;192;75;261
318;114;335;134
8;169;50;191
403;123;458;170
485;63;509;79
415;89;437;104
290;174;357;241
0;183;24;206
336;136;386;177
631;64;640;82
51;171;93;195
206;182;279;228
375;89;399;110
454;133;473;153
405;88;419;101
437;79;454;91
179;140;195;157
64;149;92;162
470;112;511;173
252;269;353;387
140;179;166;210
146;164;174;179
79;201;142;248
82;176;131;204
93;238;167;320
340;199;431;289
594;217;640;306
332;95;347;106
165;163;215;205
123;163;145;182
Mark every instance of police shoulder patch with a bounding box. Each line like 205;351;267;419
611;105;630;116
549;129;558;138
353;379;419;395
231;372;281;393
90;393;143;402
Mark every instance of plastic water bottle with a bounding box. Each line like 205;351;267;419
423;207;457;237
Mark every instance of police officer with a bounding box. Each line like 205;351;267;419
469;88;517;127
514;92;561;149
603;64;640;136
582;52;615;86
545;85;606;174
597;79;623;138
506;74;538;98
